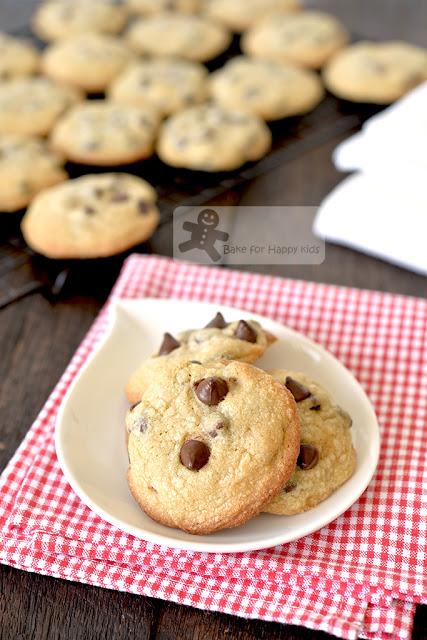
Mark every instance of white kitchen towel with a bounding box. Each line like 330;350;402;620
313;173;427;276
314;81;427;274
333;81;427;175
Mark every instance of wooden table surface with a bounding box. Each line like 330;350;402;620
1;1;426;638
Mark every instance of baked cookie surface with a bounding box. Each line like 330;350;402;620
125;312;276;403
32;0;128;41
0;77;81;137
242;11;349;69
21;173;159;258
264;370;356;515
323;41;427;104
42;33;134;93
126;14;231;62
109;59;209;117
203;0;300;32
0;135;67;213
0;32;40;81
157;104;272;171
210;56;324;120
51;100;160;165
126;360;300;534
127;0;200;14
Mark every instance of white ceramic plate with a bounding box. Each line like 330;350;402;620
55;298;379;553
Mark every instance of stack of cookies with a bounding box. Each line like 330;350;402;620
1;0;426;259
125;311;356;534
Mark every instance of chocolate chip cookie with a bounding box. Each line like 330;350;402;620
127;0;200;14
126;360;300;534
21;173;159;258
323;41;427;104
242;11;349;70
126;14;231;62
32;0;128;42
157;104;272;171
51;100;160;165
125;312;277;404
109;59;209;117
0;32;40;81
42;33;134;93
210;56;324;121
264;370;356;515
0;77;81;137
203;0;301;33
0;135;67;213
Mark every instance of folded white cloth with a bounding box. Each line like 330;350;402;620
314;81;427;275
314;173;427;276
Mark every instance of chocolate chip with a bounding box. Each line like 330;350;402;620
194;377;228;406
285;377;311;402
138;200;150;214
208;420;227;438
205;312;227;329
190;360;202;364
297;444;319;470
158;332;180;355
284;480;297;493
310;401;321;411
84;206;95;215
138;416;148;433
234;320;257;343
111;192;129;202
130;401;141;411
208;430;218;438
85;141;101;151
180;439;210;471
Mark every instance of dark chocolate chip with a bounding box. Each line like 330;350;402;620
205;312;227;329
138;416;148;433
310;401;321;411
84;206;96;215
190;360;202;364
297;444;319;470
208;420;226;438
194;377;228;406
85;141;101;151
234;320;257;343
180;439;210;471
158;332;180;355
285;376;311;403
138;200;150;214
284;480;297;493
111;192;129;202
130;401;141;411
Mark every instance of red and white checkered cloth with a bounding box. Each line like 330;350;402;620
1;255;426;640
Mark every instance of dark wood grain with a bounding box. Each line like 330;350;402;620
0;1;426;639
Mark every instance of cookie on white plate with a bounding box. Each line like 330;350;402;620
126;360;300;534
264;370;356;515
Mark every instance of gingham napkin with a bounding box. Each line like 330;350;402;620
1;255;426;640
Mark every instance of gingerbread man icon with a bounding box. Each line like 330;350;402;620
179;209;229;262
